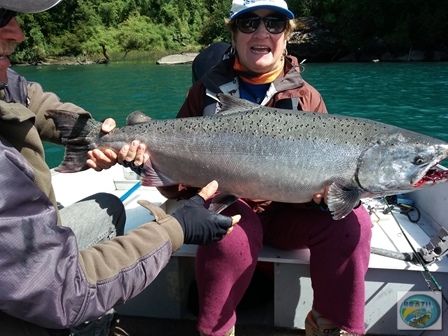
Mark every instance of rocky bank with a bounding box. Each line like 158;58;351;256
288;17;448;62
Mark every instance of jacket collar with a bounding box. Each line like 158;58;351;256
201;55;307;104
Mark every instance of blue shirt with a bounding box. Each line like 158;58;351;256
239;80;270;104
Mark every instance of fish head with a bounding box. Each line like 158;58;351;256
356;132;448;197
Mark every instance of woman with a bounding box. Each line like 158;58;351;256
159;1;373;335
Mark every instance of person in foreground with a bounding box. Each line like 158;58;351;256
158;1;373;335
0;1;238;335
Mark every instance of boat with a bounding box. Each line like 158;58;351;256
51;163;448;335
50;41;448;335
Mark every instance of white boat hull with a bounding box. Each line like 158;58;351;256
52;165;448;335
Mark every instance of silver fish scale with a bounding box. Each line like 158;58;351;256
117;110;390;202
48;105;448;217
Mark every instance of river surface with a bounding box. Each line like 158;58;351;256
13;61;448;167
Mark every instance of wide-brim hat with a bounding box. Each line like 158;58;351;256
1;0;63;13
230;0;294;20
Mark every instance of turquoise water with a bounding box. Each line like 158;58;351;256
13;62;448;168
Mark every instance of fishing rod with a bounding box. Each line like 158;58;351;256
370;198;448;305
370;227;448;266
366;195;448;266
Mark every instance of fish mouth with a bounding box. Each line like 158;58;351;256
413;165;448;188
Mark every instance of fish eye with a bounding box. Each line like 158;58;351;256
413;156;427;165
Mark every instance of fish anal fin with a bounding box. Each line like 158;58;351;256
140;160;176;187
327;183;363;220
209;193;239;213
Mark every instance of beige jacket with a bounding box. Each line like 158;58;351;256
0;77;183;332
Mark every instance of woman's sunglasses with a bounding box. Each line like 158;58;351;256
0;8;16;28
236;14;287;34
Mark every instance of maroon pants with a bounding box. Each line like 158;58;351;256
196;201;372;335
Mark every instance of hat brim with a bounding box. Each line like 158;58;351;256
230;5;294;20
1;0;63;13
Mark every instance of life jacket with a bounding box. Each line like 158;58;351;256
193;42;302;116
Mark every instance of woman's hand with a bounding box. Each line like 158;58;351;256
86;118;117;171
313;185;329;205
117;141;149;170
86;118;148;171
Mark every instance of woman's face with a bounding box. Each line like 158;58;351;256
233;9;287;74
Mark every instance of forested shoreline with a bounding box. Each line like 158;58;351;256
13;0;448;64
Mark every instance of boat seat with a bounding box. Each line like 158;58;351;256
116;195;448;336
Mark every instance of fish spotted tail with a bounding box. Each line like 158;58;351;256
46;110;103;173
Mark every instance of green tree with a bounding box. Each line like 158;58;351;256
199;0;232;46
11;0;448;63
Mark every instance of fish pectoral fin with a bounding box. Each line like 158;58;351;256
209;194;239;214
327;183;363;220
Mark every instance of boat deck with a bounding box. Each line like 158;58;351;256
52;165;448;335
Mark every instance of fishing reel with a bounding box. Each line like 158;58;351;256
419;227;448;264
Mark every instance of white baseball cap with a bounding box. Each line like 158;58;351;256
1;0;63;13
229;0;294;20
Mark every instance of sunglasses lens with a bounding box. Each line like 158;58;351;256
0;8;16;28
237;17;260;34
264;16;287;34
236;15;286;34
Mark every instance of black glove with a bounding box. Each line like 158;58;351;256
172;194;233;245
122;159;144;175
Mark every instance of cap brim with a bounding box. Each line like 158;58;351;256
230;5;294;20
1;0;63;13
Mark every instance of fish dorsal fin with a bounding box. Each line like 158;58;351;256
126;111;152;125
327;183;364;220
214;93;259;115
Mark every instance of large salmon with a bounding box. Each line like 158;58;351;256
47;94;448;219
